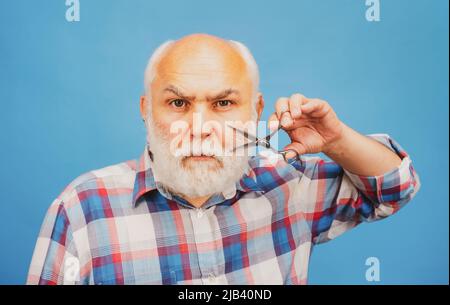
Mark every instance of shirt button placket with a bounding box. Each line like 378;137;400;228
190;207;218;284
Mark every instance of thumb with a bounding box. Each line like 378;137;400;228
283;142;307;159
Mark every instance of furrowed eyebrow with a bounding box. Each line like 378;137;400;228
163;85;195;100
163;85;240;101
207;88;240;101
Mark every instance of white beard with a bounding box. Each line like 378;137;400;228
144;117;252;198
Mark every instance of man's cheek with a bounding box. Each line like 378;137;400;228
169;120;190;155
222;129;234;151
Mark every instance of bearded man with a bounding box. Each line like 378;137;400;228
27;33;420;285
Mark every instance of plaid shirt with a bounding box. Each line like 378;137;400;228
27;134;420;285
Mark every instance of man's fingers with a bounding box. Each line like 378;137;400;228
268;113;280;131
300;99;328;117
275;96;300;128
275;97;289;118
274;94;328;128
289;93;303;119
280;112;293;128
300;99;320;112
268;111;295;132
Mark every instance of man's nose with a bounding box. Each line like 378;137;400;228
188;106;215;140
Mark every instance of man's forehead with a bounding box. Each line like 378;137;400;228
155;40;249;82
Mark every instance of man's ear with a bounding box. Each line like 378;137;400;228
256;92;264;122
140;95;147;121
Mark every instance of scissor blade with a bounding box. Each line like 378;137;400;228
230;142;257;153
226;124;259;141
265;124;283;141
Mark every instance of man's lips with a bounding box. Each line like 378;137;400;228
181;155;224;167
185;155;215;161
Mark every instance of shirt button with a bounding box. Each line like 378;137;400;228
207;273;216;283
197;209;204;218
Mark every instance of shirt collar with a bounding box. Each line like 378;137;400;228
131;145;158;207
132;145;263;208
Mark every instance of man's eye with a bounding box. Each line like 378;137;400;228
170;99;188;108
215;100;234;108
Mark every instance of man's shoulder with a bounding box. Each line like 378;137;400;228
55;158;138;205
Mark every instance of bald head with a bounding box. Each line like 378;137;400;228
157;34;248;84
143;34;259;100
161;33;242;64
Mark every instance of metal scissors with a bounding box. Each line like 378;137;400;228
226;123;301;164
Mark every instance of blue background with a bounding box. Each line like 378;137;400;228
0;0;448;284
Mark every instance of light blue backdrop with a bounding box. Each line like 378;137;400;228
0;0;448;284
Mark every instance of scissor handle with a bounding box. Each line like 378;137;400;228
279;149;301;164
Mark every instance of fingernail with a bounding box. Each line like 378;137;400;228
281;116;292;127
269;121;279;131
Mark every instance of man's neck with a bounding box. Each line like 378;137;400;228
183;195;211;208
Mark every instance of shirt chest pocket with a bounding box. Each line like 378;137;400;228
89;252;178;285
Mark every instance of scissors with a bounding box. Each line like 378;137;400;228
226;123;301;164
